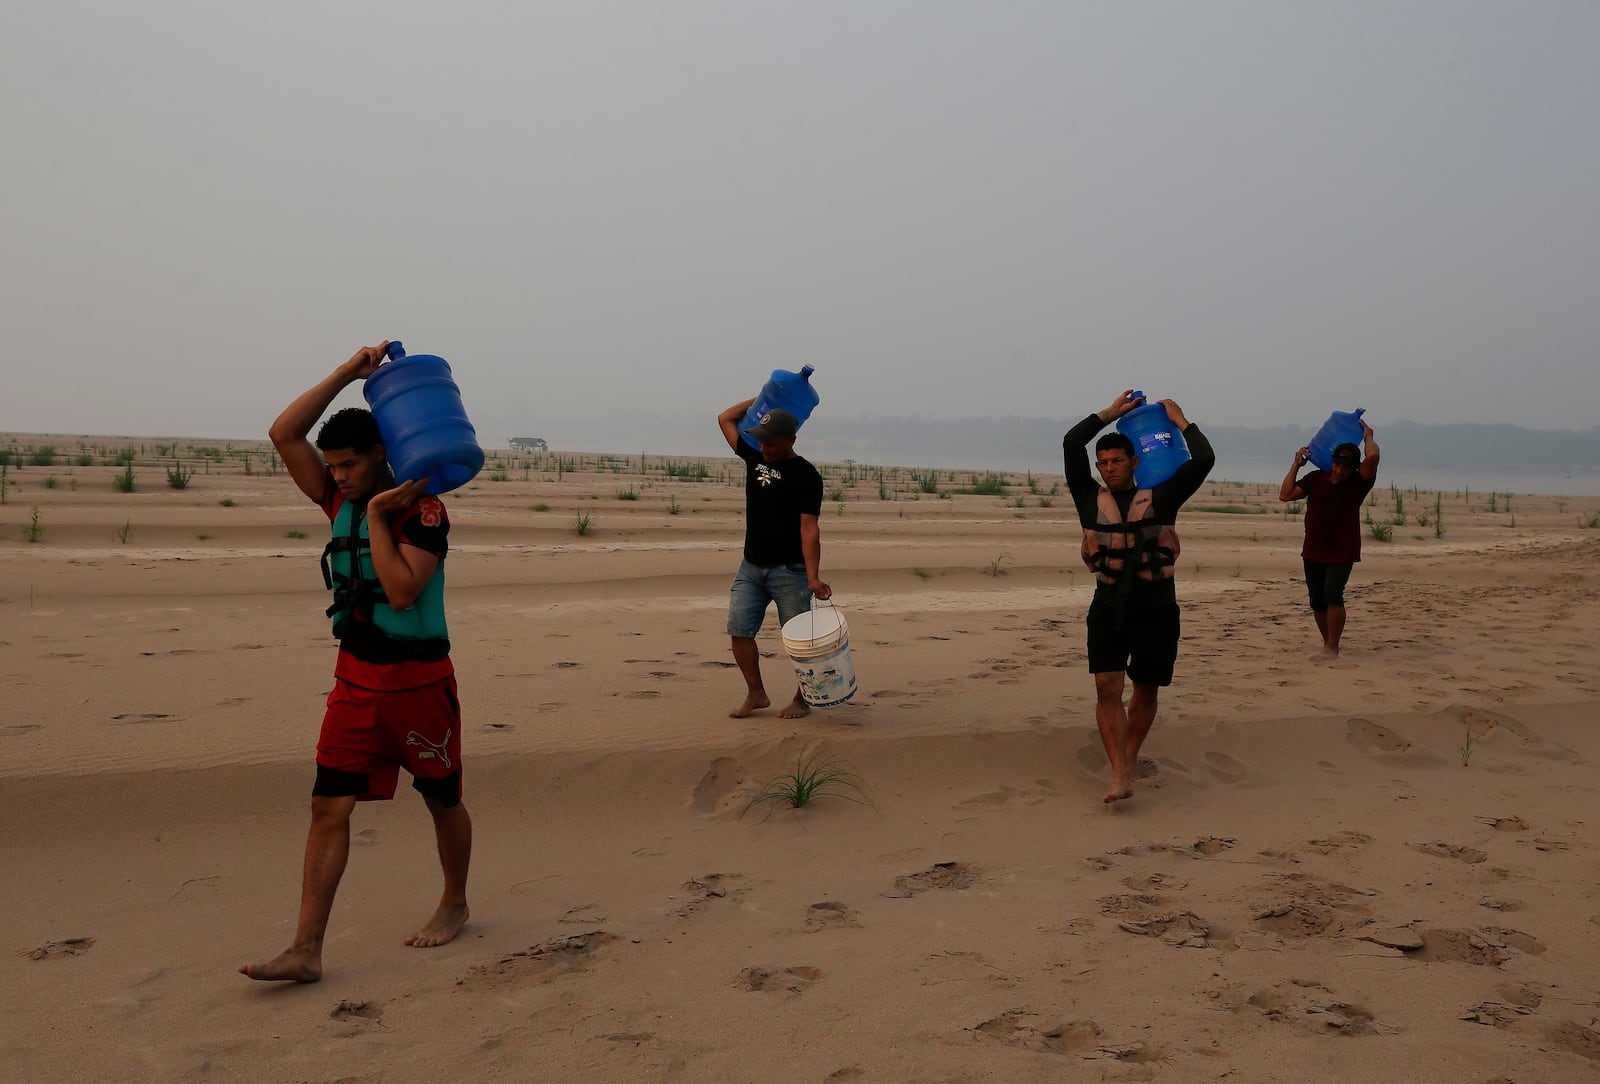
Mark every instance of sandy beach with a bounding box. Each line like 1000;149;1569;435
3;432;1598;1083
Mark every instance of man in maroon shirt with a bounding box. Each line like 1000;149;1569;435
1279;418;1380;656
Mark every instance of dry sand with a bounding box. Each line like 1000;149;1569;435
3;433;1599;1083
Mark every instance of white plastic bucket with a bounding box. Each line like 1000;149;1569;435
781;605;857;707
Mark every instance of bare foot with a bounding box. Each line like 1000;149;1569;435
406;902;469;948
777;696;811;719
1104;775;1133;805
1320;645;1340;658
239;945;322;983
730;690;771;718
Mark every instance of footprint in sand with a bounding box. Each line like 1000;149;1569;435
1241;980;1380;1036
23;937;95;960
886;862;978;898
169;876;222;901
958;784;1053;809
552;661;582;669
973;1011;1162;1062
1204;751;1246;782
735;966;823;993
1546;1021;1600;1062
620;690;662;699
1252;902;1350;940
1414;928;1520;967
674;873;747;917
1410;841;1489;864
691;757;744;816
558;903;609;925
913;949;1018;987
465;931;616;987
1478;815;1528;832
110;713;173;724
1117;910;1210;948
803;901;860;932
1099;892;1162;915
2;724;43;737
1303;830;1373;855
352;828;380;847
330;999;383;1021
1478;896;1525;912
1112;837;1235;859
1347;717;1411;752
484;721;515;731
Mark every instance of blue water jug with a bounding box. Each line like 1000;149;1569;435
1307;407;1365;472
1115;392;1190;488
363;341;485;495
739;365;820;450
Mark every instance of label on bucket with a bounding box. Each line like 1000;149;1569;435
1137;431;1175;454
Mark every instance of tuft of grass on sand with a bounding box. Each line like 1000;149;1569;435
743;749;873;819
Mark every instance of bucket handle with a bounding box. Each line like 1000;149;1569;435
800;595;840;640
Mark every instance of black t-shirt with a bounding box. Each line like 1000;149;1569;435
1063;412;1215;609
735;440;823;567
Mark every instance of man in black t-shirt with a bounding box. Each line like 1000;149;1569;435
716;401;832;718
1064;390;1214;805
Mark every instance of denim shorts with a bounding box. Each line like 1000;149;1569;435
727;559;814;638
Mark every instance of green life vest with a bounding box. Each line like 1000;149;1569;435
320;499;449;658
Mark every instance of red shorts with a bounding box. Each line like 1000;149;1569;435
317;676;462;801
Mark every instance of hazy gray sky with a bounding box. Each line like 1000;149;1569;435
4;1;1596;445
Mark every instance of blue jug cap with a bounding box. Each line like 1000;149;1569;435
800;365;815;378
386;341;406;361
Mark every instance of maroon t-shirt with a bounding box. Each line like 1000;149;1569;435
1299;469;1376;564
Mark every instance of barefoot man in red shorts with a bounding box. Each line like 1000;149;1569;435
242;342;471;983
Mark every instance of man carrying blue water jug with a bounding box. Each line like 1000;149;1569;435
1278;418;1380;656
243;341;471;983
717;400;832;719
1064;391;1215;806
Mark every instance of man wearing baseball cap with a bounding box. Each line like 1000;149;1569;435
715;399;832;718
1279;418;1381;655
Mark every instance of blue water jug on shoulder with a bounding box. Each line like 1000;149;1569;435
1307;407;1365;472
363;341;485;495
740;365;820;450
1115;392;1190;488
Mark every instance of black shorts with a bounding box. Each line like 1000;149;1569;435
1086;599;1180;687
1303;559;1354;611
